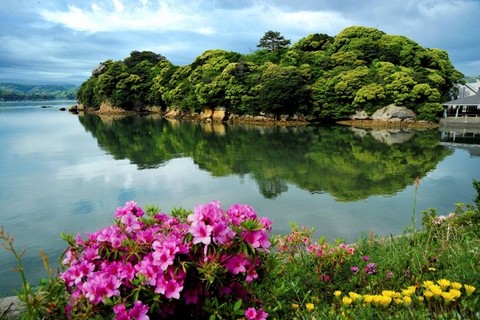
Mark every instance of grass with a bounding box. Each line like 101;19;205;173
1;182;479;319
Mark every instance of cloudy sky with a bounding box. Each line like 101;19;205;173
1;0;479;85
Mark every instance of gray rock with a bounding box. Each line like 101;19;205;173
371;104;416;121
0;296;25;320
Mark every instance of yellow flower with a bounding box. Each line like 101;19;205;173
450;288;461;299
429;284;443;298
423;280;434;288
363;295;374;304
437;279;451;290
348;291;362;301
305;303;315;313
424;290;434;300
403;296;412;306
464;284;476;296
379;296;392;307
441;291;455;303
291;303;299;310
394;298;403;305
402;287;415;296
334;290;342;298
428;267;436;272
381;290;397;298
451;282;462;290
342;296;353;307
417;296;424;302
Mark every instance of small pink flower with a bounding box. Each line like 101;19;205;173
244;307;268;320
224;254;248;274
113;303;129;320
189;221;213;245
164;279;184;299
128;301;149;320
244;307;257;320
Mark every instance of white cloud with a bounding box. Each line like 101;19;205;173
39;0;215;34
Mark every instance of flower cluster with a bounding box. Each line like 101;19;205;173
60;201;272;319
333;279;476;309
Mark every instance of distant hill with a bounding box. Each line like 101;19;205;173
0;83;78;101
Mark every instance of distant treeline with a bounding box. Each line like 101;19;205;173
0;83;78;101
78;26;464;121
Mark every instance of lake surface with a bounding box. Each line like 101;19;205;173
1;100;480;296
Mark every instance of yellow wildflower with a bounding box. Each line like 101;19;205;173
450;288;461;299
305;303;315;313
381;290;397;298
429;284;443;298
363;294;374;304
423;290;434;300
441;291;455;303
342;296;353;307
379;295;392;307
403;296;412;306
437;279;451;290
417;296;424;302
291;303;299;310
334;290;342;298
428;267;436;272
464;284;476;296
394;298;403;305
423;280;434;288
402;287;415;296
451;282;462;290
348;291;362;301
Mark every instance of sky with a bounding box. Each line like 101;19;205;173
1;0;479;85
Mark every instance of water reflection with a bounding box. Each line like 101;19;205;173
79;114;452;201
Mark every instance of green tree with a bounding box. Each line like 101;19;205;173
257;30;291;51
256;64;309;116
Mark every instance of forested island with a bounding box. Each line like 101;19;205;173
0;83;78;101
77;26;464;122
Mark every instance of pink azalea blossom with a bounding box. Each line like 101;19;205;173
224;254;248;274
128;301;149;320
245;307;268;320
189;221;213;245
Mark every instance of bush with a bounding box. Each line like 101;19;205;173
60;201;271;319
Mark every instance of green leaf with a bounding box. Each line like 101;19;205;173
233;299;242;311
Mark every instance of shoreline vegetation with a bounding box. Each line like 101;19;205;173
1;181;479;319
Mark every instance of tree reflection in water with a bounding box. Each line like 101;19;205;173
78;114;451;201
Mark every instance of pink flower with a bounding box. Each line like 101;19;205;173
188;201;223;224
227;204;257;225
189;221;213;245
114;301;149;320
164;278;184;299
113;303;129;320
245;307;257;319
244;307;268;320
212;222;234;244
83;273;121;304
224;254;248;275
128;301;149;320
242;230;271;249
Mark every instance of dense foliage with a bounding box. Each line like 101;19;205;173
0;83;78;101
77;27;463;121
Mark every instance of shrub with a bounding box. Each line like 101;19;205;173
60;201;271;319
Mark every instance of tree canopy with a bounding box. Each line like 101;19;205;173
77;26;464;121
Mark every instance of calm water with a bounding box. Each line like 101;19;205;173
1;101;480;296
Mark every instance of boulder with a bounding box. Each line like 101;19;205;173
371;104;416;122
350;110;370;120
212;109;226;122
200;108;214;120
